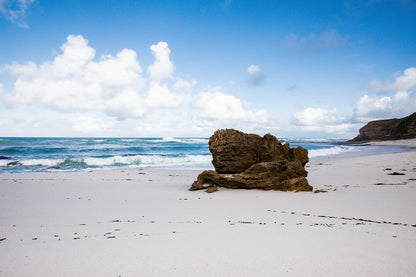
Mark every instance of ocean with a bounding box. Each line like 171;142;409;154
0;137;408;174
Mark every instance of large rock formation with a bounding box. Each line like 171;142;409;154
347;112;416;143
190;129;312;192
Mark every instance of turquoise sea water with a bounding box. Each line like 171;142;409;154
0;137;410;174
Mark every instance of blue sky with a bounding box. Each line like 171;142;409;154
1;0;415;138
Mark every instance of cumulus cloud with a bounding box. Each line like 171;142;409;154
1;36;194;118
0;0;35;27
368;67;416;92
354;67;416;122
354;94;392;120
0;34;273;136
294;107;339;125
282;29;349;55
147;41;174;84
353;91;415;122
194;89;268;125
146;83;190;108
2;35;147;118
145;79;195;109
293;107;352;133
247;64;264;85
172;78;197;94
72;116;111;133
3;35;146;117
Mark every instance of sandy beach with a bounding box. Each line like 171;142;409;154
1;0;415;275
370;138;416;147
1;145;415;276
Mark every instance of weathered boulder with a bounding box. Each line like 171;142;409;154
209;129;308;173
347;112;416;143
190;161;311;192
190;129;312;192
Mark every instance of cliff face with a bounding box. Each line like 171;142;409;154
348;112;416;143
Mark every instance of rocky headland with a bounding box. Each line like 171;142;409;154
347;112;416;143
189;129;313;192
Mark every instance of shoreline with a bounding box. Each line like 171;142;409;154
0;144;415;276
1;138;416;175
369;138;416;147
309;137;416;161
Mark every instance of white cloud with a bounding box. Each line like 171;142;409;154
247;64;264;85
0;0;35;28
354;94;392;121
194;89;268;123
2;35;147;118
368;67;416;92
354;67;416;122
105;91;146;118
72;116;111;133
394;90;409;101
133;109;195;137
146;83;189;108
147;41;174;84
173;78;196;94
143;41;191;109
353;91;415;122
282;30;349;55
54;34;96;75
293;107;352;133
294;107;341;126
0;34;276;136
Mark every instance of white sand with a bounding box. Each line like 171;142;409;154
370;138;416;147
1;150;415;276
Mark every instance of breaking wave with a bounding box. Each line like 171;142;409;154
0;137;371;173
308;145;357;158
1;154;213;172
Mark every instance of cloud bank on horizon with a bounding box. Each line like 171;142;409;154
1;35;271;136
1;34;414;137
0;0;415;138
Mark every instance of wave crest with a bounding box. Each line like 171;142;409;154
1;154;212;171
309;146;356;158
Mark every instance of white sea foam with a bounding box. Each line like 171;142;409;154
0;160;10;167
309;146;357;158
136;154;211;167
3;154;212;169
120;139;138;142
180;138;209;144
0;158;60;167
3;147;355;169
21;158;62;167
83;155;139;166
162;137;175;142
281;138;344;143
160;137;209;144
